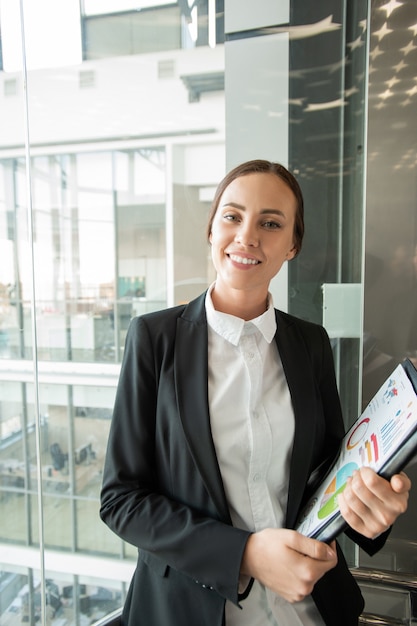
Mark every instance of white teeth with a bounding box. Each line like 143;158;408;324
229;254;259;265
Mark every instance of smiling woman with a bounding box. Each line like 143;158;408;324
100;159;411;626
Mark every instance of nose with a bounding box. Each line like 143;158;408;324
234;221;259;247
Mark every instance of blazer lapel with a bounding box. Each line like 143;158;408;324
174;300;321;529
275;311;319;529
174;294;231;524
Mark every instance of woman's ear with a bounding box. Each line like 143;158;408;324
286;245;297;260
208;232;212;244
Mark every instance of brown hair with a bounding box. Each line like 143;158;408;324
207;159;304;256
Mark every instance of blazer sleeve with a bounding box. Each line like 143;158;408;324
99;315;250;606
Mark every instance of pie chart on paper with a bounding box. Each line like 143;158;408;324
317;462;359;520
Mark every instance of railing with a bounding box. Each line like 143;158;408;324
90;568;417;626
353;567;417;592
359;615;406;625
91;607;122;626
352;567;417;626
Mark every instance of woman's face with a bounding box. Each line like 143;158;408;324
209;172;297;298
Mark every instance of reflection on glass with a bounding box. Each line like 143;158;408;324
0;567;123;626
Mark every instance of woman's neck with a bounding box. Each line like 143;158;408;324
211;284;269;321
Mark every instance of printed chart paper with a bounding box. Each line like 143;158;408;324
296;360;417;542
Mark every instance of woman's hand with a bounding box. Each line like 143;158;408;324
241;528;338;603
338;467;411;539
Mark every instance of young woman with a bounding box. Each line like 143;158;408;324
100;160;410;626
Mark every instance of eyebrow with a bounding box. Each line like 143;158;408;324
221;202;287;218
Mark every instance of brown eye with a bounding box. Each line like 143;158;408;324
224;213;239;222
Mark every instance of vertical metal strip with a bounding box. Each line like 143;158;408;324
358;0;372;416
165;144;175;308
111;151;121;361
208;0;216;48
332;0;349;389
18;0;46;622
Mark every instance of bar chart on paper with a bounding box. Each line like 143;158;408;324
296;359;417;541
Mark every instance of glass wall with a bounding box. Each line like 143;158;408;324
289;0;417;602
359;0;417;591
288;0;417;620
1;0;225;623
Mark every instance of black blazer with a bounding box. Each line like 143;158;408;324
100;293;387;626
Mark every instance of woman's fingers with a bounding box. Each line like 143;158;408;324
338;468;410;538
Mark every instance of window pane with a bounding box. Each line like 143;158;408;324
84;7;182;59
84;0;177;15
0;568;30;622
0;382;28;543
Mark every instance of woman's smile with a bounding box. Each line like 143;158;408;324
227;253;261;267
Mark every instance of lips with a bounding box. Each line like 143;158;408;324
228;253;260;265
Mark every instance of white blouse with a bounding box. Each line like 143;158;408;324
206;286;325;626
